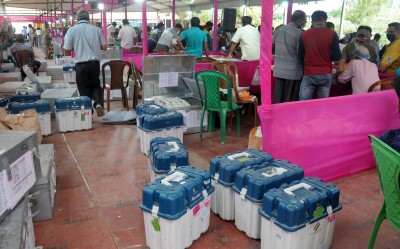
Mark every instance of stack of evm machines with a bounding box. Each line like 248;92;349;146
210;149;342;249
136;102;186;155
1;91;92;133
147;137;189;181
0;130;57;249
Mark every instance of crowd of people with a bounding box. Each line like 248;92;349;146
273;10;400;103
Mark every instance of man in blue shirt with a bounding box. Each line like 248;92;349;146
177;17;209;58
63;10;107;117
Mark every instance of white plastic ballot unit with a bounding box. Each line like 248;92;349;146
210;149;273;220
0;131;40;223
29;144;56;222
137;111;185;155
135;102;168;139
41;88;78;117
232;160;304;239
8;100;52;136
55;96;92;132
140;166;214;249
148;137;189;181
259;177;342;249
0;195;35;249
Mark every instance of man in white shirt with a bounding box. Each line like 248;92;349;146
117;19;137;51
155;23;183;52
228;16;260;61
107;22;117;46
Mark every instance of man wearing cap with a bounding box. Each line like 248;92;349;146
379;22;400;75
63;10;107;117
338;46;380;94
338;28;377;73
297;10;341;100
272;10;307;103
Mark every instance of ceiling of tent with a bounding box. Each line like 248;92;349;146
1;0;327;16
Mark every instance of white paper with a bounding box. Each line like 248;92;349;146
4;151;36;210
159;72;179;88
113;89;122;98
200;204;210;221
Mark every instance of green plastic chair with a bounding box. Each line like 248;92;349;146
195;70;240;144
368;135;400;249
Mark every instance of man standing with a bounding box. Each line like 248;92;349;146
379;22;400;75
28;24;35;47
107;22;117;46
21;26;27;41
298;10;341;100
272;10;307;103
117;19;137;52
155;23;183;53
228;16;260;61
148;22;165;53
177;17;209;58
63;10;107;117
204;21;213;51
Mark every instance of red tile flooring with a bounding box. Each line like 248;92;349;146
34;114;400;249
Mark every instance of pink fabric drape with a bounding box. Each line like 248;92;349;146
259;90;400;181
61;1;64;43
102;9;107;39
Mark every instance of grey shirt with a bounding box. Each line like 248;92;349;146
63;20;106;63
273;22;303;80
157;28;179;48
10;43;33;54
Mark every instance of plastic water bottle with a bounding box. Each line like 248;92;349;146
396;67;400;77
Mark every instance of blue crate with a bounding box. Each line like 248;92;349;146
140;166;214;220
210;149;273;186
10;93;41;103
136;102;168;116
149;137;189;174
232;160;304;203
9;100;51;114
259;177;342;232
139;111;184;131
55;96;92;111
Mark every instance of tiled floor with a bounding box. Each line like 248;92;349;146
29;48;400;248
32;114;400;249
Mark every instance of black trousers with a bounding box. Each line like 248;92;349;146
75;60;102;107
273;77;301;104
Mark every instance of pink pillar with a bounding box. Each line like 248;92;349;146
260;0;273;107
71;0;74;26
61;1;64;43
102;9;107;39
142;0;148;55
212;0;218;52
172;0;175;26
54;5;57;37
286;0;293;24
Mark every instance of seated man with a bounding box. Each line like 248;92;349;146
337;28;377;72
10;34;41;72
338;46;380;94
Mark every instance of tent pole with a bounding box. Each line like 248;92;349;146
286;0;293;24
339;0;347;38
213;0;218;52
142;0;148;55
71;0;74;26
103;8;107;39
124;3;127;19
61;0;64;43
172;0;175;26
